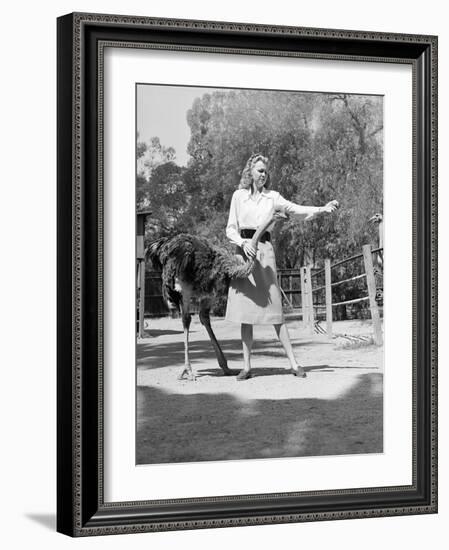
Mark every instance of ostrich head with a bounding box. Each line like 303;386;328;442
369;213;383;224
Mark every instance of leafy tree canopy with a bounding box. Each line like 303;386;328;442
138;90;383;268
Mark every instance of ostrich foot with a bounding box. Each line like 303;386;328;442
291;366;307;378
178;366;196;381
236;369;253;381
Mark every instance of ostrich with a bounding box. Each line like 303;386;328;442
369;213;383;246
369;212;383;266
147;205;286;380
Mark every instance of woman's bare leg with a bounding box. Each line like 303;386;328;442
274;323;306;377
238;323;253;380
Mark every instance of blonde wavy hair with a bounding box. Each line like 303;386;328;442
239;153;270;189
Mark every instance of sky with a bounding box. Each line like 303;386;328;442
137;84;218;167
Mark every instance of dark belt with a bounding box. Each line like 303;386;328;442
240;229;271;243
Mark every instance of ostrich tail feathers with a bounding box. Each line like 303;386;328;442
147;234;216;282
146;237;169;270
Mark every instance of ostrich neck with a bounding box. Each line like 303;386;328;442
249;206;279;249
229;205;284;280
378;221;384;248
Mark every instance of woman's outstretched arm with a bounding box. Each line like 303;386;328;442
274;192;338;221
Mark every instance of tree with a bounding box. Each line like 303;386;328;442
183;89;382;268
138;90;383;274
137;136;177;208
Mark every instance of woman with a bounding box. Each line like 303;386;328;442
225;153;338;381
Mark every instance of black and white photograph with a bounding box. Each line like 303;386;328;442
1;0;444;544
136;84;384;465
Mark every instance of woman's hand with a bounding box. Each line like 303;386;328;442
305;200;339;221
321;200;339;213
242;239;257;259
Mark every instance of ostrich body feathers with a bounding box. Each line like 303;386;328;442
146;234;252;312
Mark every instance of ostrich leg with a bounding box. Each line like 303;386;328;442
198;298;237;376
178;296;195;381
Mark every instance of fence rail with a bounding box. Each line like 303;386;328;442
277;269;302;308
300;244;383;344
141;244;383;345
313;272;367;293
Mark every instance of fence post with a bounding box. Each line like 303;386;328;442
324;258;333;339
306;265;314;335
137;260;146;338
300;267;307;330
289;273;292;307
362;244;383;345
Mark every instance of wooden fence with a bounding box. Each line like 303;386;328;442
142;244;383;345
301;244;383;345
145;268;303;317
145;271;176;317
277;269;302;309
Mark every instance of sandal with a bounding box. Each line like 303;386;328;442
236;370;252;381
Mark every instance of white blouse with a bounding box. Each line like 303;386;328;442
226;188;320;247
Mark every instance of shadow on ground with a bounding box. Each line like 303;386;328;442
136;373;383;464
144;328;186;337
25;513;56;531
194;364;375;378
137;337;330;370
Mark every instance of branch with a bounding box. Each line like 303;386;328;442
368;126;383;138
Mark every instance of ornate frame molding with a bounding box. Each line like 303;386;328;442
57;12;437;536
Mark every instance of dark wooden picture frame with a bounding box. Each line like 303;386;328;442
57;12;437;536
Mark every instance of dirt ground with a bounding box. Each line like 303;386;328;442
136;316;383;464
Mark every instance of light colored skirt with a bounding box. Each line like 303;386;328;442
225;241;284;325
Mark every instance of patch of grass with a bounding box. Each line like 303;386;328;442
335;335;376;350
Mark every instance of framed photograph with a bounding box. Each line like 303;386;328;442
57;12;437;536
